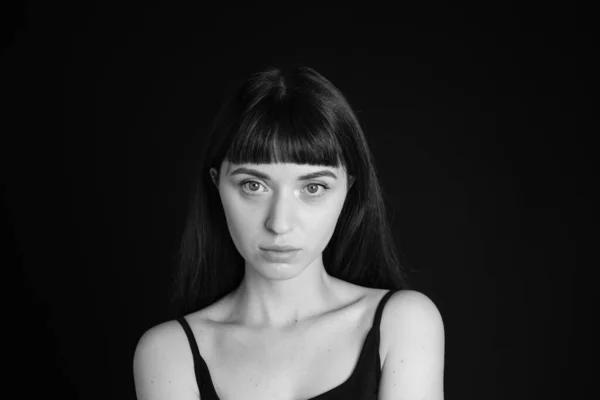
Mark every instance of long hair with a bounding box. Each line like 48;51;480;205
168;64;409;318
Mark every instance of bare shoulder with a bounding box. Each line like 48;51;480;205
383;289;444;331
133;319;200;400
378;289;445;399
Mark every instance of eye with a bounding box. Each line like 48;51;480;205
304;183;329;196
240;180;265;193
239;180;330;197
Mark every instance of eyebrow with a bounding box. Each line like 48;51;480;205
229;167;338;181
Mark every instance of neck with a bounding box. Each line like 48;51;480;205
228;260;338;331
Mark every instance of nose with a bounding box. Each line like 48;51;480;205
264;190;296;235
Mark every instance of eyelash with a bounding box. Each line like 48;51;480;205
239;180;331;197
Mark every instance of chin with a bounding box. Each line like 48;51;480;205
250;260;305;281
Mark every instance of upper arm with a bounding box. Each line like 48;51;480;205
378;290;445;400
133;321;199;400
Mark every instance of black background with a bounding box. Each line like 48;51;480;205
2;3;584;399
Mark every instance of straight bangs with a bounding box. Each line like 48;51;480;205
224;94;347;169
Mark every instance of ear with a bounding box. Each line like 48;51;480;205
209;168;218;187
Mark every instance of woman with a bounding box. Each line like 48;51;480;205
133;65;445;399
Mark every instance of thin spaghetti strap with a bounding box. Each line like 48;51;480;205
177;317;202;366
176;317;219;397
373;290;398;340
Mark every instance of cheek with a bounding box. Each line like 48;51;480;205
305;200;346;247
219;194;256;249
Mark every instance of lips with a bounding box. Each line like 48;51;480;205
261;248;300;262
261;244;299;252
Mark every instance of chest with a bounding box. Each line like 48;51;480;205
198;308;384;399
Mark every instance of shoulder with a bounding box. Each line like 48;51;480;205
383;289;444;332
381;289;445;351
133;319;200;400
379;290;445;399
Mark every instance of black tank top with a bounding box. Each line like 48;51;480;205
177;289;397;399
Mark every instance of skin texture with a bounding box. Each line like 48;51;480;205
209;160;354;330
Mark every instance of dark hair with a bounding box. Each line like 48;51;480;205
168;64;409;318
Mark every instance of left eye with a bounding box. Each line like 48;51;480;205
240;181;329;197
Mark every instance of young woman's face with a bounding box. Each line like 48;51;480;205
211;160;353;280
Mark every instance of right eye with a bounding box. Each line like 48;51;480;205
239;180;266;194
